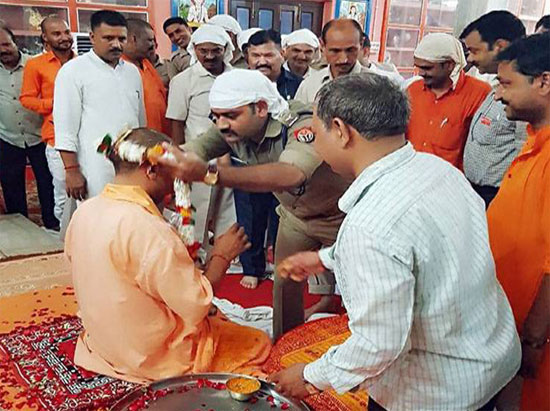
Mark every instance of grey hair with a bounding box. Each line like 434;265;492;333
315;73;410;140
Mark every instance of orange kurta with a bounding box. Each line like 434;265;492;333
124;57;171;135
20;51;73;145
487;125;550;410
65;184;270;383
406;72;491;169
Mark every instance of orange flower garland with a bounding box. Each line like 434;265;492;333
147;145;201;260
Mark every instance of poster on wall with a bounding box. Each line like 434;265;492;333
171;0;218;28
336;0;371;33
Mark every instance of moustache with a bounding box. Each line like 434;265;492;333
257;65;271;70
109;48;122;53
221;130;237;138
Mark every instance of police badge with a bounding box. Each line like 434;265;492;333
293;127;315;143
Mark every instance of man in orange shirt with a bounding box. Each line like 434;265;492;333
20;16;75;222
406;33;490;169
123;19;170;136
488;33;550;411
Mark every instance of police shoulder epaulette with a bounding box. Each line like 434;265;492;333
278;109;300;127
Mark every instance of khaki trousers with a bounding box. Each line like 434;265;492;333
272;207;343;340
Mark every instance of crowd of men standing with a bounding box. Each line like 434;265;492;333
0;7;549;410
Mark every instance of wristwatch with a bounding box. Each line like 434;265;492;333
203;160;219;186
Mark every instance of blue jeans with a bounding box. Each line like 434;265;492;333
233;188;279;277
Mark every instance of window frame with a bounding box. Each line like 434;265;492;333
0;0;152;37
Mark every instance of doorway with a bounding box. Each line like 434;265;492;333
230;0;324;35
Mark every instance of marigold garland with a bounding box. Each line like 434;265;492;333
147;145;201;260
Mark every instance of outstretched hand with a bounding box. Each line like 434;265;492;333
277;251;326;282
156;143;208;182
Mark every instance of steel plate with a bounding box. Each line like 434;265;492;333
110;373;311;411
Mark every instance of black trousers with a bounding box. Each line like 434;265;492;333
471;183;500;209
0;139;59;229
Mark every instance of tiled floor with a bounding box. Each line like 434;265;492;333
0;215;63;261
0;166;44;227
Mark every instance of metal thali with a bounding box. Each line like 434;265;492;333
110;373;311;411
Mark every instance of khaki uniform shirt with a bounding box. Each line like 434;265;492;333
295;61;367;104
167;48;191;79
166;62;232;140
184;101;350;222
153;55;170;90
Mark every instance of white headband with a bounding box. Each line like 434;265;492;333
209;69;289;121
282;29;320;49
187;24;235;66
207;14;242;35
414;33;467;88
237;27;262;51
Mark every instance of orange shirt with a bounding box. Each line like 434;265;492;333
20;51;73;145
406;72;491;169
124;56;170;136
487;125;550;411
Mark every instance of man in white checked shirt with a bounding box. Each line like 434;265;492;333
270;73;521;410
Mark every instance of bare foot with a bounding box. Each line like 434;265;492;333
304;295;336;320
240;275;259;289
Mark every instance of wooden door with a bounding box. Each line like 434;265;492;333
231;0;324;36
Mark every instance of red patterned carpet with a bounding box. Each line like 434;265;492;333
0;288;360;411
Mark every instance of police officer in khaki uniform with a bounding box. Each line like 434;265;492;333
149;37;170;91
159;69;350;340
162;17;192;80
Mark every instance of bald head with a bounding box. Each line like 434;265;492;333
127;18;154;38
40;16;72;52
40;16;65;33
124;18;156;62
321;19;363;44
320;19;364;78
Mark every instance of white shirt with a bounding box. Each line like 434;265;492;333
304;143;520;410
166;62;232;140
54;50;145;197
